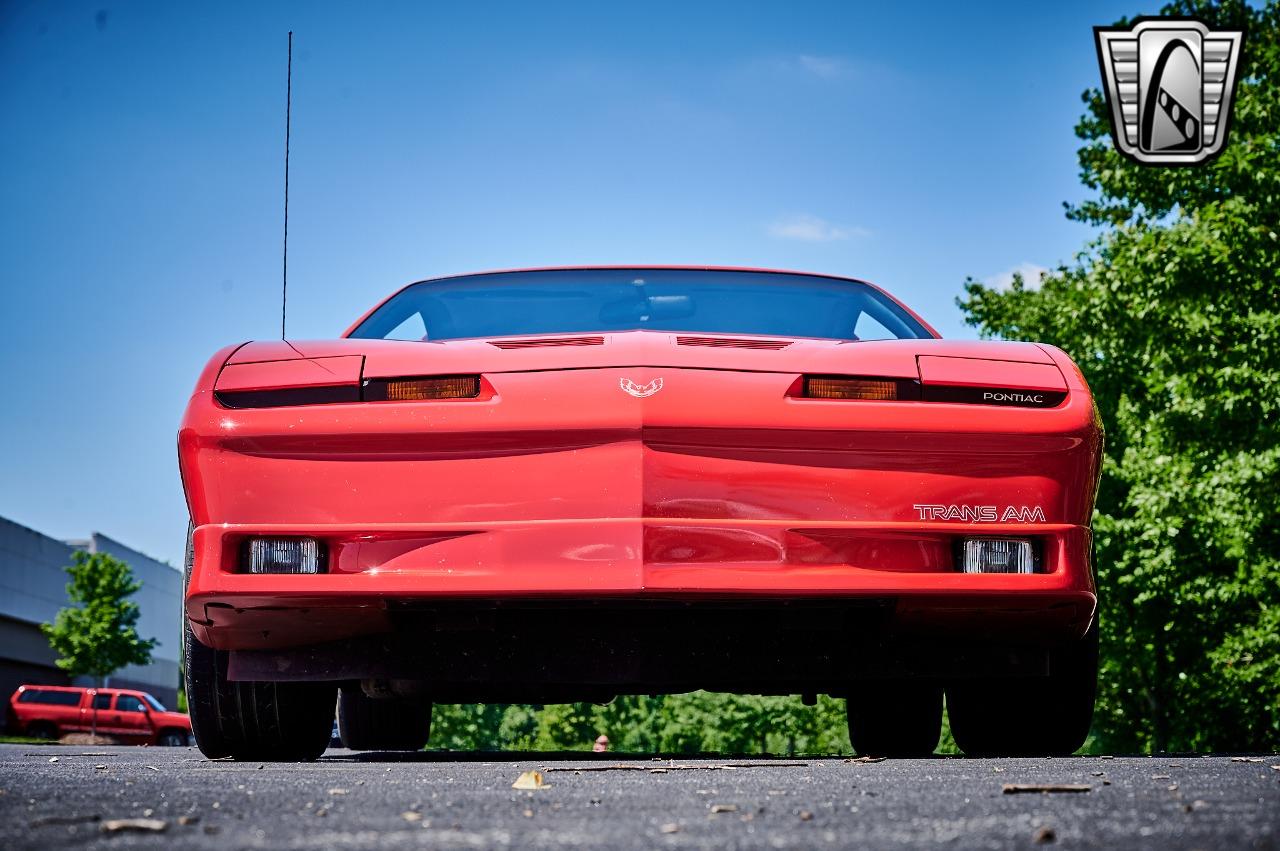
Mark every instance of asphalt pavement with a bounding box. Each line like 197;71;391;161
1;744;1277;849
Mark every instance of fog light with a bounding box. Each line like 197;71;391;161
959;538;1037;574
244;538;325;574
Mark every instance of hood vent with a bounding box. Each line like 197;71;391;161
676;336;792;350
489;336;606;349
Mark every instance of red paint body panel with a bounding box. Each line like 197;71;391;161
917;356;1067;391
215;355;363;393
178;268;1103;672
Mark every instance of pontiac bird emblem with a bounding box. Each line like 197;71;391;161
1094;18;1243;165
620;377;662;398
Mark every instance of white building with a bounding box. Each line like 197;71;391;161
0;516;181;708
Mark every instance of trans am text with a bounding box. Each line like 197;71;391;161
913;504;1048;522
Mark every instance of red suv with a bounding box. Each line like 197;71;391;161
7;685;192;746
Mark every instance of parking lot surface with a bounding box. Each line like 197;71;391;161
1;744;1277;848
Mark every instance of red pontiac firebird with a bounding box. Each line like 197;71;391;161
178;267;1102;761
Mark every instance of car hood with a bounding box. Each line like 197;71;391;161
226;333;1056;382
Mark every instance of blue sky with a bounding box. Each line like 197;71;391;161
0;0;1150;565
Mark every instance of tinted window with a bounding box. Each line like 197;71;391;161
350;270;932;343
116;695;145;713
92;694;113;710
142;694;167;712
18;689;81;706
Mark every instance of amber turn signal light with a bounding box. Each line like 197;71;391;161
367;376;481;401
804;376;900;400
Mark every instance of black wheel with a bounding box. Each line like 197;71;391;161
185;621;336;761
26;721;57;741
946;622;1098;757
157;730;188;747
846;681;943;756
182;526;336;761
338;688;432;751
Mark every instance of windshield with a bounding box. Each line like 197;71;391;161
142;694;166;712
349;269;932;342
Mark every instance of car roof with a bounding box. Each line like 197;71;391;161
19;684;142;694
407;264;872;282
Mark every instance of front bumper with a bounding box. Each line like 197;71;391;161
186;520;1095;651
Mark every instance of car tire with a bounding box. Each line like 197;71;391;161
182;526;336;761
337;688;432;751
185;621;336;761
26;721;58;741
846;681;943;756
157;730;188;747
946;622;1099;757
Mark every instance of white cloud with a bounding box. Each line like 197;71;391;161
735;53;892;88
768;214;869;243
797;54;847;78
983;262;1049;291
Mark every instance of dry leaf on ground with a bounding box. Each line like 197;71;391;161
512;770;546;790
101;818;167;834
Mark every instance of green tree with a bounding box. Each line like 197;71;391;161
429;694;855;755
42;551;158;687
958;0;1279;752
428;703;514;750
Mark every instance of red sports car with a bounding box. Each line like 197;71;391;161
178;267;1101;760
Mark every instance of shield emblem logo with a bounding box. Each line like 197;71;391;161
1094;19;1244;165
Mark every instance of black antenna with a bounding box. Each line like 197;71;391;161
281;31;292;339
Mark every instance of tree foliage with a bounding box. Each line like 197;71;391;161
958;0;1279;751
429;694;855;755
42;551;157;684
428;694;969;755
